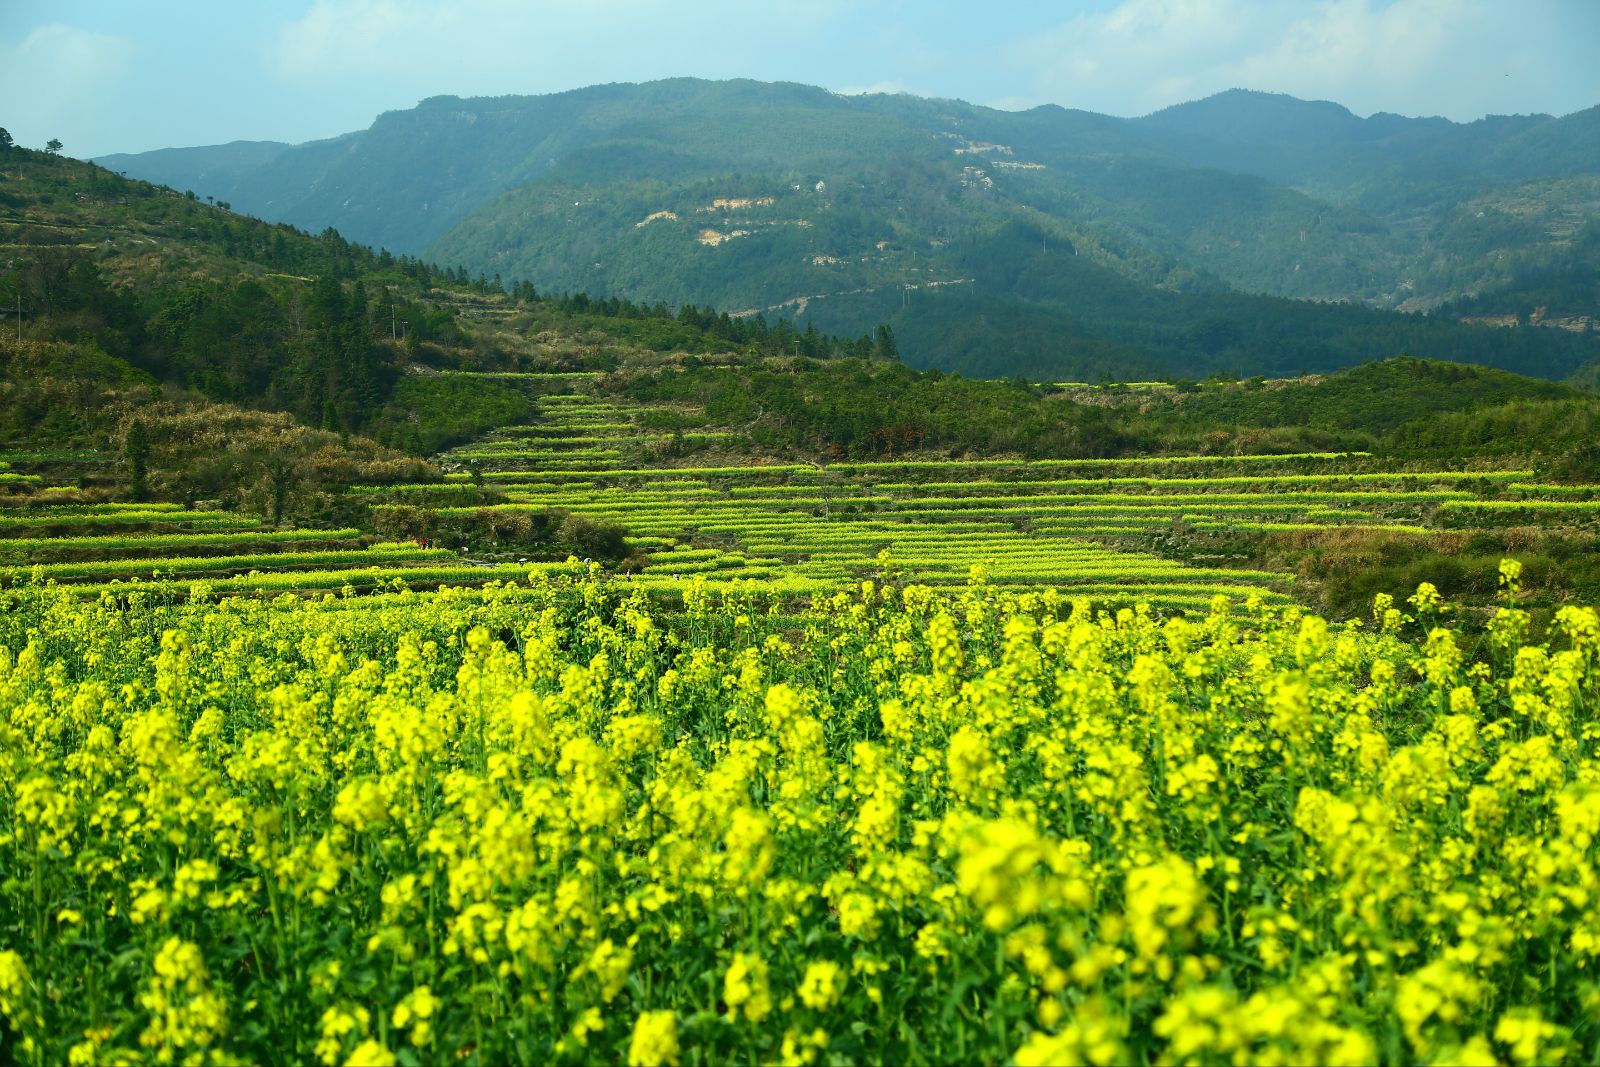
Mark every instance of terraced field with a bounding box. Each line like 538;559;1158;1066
5;369;1600;614
0;459;579;598
363;372;1600;613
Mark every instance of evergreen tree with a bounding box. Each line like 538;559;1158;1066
801;321;821;358
125;418;150;501
873;323;899;361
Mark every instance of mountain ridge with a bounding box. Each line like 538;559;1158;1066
94;78;1599;382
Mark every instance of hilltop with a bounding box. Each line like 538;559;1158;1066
96;79;1600;382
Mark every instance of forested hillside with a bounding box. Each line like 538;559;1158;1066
97;79;1600;382
7;145;1599;476
0;147;882;523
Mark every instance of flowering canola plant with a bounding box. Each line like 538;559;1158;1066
2;565;1600;1064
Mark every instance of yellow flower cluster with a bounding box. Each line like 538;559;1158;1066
1;568;1598;1063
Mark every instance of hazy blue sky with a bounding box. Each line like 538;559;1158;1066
4;0;1598;158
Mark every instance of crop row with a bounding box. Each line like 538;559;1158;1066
821;451;1373;474
0;527;366;561
466;455;1393;482
0;511;262;535
884;491;1470;507
441;370;599;380
466;437;637;449
39;560;587;599
0;501;186;514
0;545;456;584
548;507;1391;531
451;446;625;458
1438;499;1600;513
533;419;637;430
712;472;1526;496
1187;520;1429;535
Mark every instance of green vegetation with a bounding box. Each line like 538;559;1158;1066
613;356;1592;462
5;133;1600;624
291;361;1600;622
370;376;534;455
19;328;1600;621
100;79;1599;382
6;76;1600;1067
0;527;365;564
0;149;880;528
9;150;899;450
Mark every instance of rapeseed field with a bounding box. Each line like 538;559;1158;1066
1;563;1598;1064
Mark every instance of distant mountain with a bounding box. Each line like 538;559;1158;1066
1137;90;1541;193
97;79;1600;381
98;139;292;198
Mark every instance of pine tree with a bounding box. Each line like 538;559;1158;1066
873;323;899;361
125;418;150;501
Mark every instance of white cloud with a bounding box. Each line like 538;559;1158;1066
1004;0;1596;120
272;0;481;80
268;0;848;90
0;23;134;152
